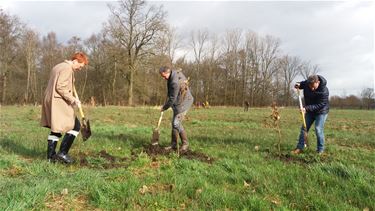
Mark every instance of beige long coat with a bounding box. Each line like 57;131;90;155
41;61;76;133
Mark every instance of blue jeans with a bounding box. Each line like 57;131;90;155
296;113;328;152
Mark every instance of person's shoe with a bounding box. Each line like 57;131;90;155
164;144;177;151
56;133;76;164
180;143;189;151
47;140;58;163
48;155;57;163
317;150;324;155
179;131;189;151
56;153;74;164
291;148;303;155
165;129;178;151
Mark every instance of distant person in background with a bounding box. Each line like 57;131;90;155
292;75;329;154
195;101;203;109
203;101;210;108
244;101;250;112
41;52;88;163
159;66;194;151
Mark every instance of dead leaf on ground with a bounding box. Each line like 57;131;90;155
139;185;149;195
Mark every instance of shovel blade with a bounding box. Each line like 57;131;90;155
303;129;308;147
151;129;160;146
81;118;91;141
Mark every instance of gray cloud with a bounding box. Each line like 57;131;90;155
4;1;110;42
2;0;373;96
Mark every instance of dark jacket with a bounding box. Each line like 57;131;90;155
299;75;329;114
162;70;194;114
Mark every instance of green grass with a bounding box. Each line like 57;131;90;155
0;105;374;210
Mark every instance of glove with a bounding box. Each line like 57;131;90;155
72;98;81;108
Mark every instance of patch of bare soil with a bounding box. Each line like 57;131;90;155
77;150;129;169
75;145;214;169
266;151;333;165
143;145;214;164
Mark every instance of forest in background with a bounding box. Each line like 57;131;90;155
1;0;374;108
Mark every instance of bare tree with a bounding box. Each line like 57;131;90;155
107;0;167;105
204;33;220;103
244;31;260;106
20;29;40;104
39;32;64;99
300;61;319;79
258;35;280;106
0;9;23;104
65;36;88;96
278;55;303;106
156;26;182;64
64;36;84;57
361;88;374;110
190;29;209;102
221;29;243;105
84;33;112;105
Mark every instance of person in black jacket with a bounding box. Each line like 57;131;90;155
159;66;194;151
292;75;329;154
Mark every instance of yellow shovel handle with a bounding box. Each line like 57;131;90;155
156;111;164;130
73;86;85;119
301;110;307;129
297;89;307;129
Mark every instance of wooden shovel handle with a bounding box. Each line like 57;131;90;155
297;89;307;129
73;86;85;119
156;111;164;129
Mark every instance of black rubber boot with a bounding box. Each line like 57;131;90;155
47;140;58;163
56;134;76;164
179;130;189;151
165;129;179;150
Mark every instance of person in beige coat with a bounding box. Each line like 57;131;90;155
41;52;88;164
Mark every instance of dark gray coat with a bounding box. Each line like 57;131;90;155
162;70;194;114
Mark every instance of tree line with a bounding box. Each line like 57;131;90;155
1;0;374;109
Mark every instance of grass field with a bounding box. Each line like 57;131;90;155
0;105;374;210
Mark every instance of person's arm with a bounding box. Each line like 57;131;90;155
305;92;329;112
295;80;307;89
294;80;305;89
162;81;179;111
55;69;76;105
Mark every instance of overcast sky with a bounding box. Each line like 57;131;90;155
1;0;374;96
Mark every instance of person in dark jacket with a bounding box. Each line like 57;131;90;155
292;75;329;154
159;66;194;151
